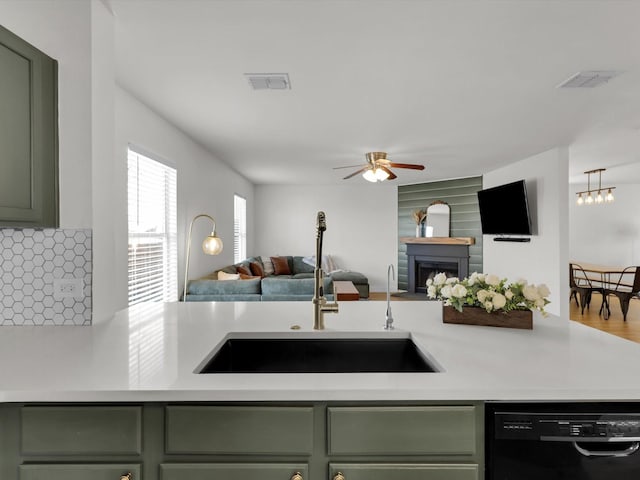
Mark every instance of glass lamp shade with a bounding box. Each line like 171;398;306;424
595;191;603;203
576;194;584;205
202;235;223;255
585;192;594;204
605;189;615;202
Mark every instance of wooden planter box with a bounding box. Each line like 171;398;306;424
442;305;533;330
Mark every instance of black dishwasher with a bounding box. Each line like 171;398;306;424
486;402;640;479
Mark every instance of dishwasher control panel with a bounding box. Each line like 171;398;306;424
496;412;640;441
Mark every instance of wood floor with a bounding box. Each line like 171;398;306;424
570;294;640;343
370;291;640;344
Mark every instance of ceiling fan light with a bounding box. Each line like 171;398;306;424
374;168;389;181
362;169;378;182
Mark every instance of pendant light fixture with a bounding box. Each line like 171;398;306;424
575;168;615;206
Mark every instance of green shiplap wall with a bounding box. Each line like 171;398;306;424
398;177;483;290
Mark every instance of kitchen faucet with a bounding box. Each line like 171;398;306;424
313;211;339;330
385;264;395;330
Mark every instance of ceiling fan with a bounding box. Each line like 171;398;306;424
334;152;425;182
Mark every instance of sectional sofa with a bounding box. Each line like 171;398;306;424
184;255;369;302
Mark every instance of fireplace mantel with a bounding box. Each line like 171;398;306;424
401;238;474;293
400;237;475;245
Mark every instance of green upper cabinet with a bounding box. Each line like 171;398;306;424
0;24;58;227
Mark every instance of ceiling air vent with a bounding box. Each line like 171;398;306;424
557;70;621;88
245;73;291;90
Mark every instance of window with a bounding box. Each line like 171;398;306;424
127;148;177;305
234;194;247;263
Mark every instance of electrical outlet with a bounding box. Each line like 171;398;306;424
53;278;84;299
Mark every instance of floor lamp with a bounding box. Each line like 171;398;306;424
183;214;223;301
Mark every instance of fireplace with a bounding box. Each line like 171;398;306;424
416;261;459;293
401;238;474;294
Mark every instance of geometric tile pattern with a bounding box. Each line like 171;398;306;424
0;228;92;326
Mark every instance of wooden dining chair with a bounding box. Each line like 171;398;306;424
569;263;600;315
603;266;640;321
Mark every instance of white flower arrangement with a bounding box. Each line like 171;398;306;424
426;271;551;315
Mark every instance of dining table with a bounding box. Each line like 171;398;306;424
571;261;629;319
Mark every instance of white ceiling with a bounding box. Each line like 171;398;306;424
110;0;640;187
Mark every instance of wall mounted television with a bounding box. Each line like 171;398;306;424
477;180;533;237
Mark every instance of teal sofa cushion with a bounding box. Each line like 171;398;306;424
187;278;261;295
185;294;261;302
293;256;315;274
261;276;332;296
292;273;314;279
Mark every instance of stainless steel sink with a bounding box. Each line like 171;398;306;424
196;332;439;373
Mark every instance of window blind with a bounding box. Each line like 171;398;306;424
234;194;247;263
127;149;177;305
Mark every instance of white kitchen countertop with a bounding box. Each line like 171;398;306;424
1;300;639;403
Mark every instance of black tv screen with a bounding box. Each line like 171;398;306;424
477;180;532;235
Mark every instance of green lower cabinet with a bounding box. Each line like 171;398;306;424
21;406;142;456
328;406;477;456
19;464;140;480
165;406;313;455
159;463;308;480
0;402;483;480
330;463;479;480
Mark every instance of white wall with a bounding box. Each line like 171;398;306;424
570;183;640;266
483;148;569;318
115;87;255;314
0;0;93;227
254;184;397;291
91;0;117;323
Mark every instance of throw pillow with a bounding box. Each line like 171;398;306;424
250;261;265;278
239;274;261;280
271;256;292;275
218;271;240;281
236;265;251;276
262;258;275;276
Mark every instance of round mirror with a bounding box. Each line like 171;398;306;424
425;201;450;237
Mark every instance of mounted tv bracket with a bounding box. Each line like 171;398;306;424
493;237;531;243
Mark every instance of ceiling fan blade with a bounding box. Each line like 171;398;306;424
343;166;370;180
333;164;366;170
388;162;425;170
379;166;397;180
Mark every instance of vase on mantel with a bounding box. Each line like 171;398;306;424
415;224;422;237
442;305;533;330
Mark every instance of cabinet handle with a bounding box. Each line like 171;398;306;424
291;472;303;480
333;472;345;480
120;474;132;480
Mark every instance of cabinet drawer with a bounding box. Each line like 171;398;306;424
19;464;141;480
160;463;308;480
21;406;142;455
328;406;477;456
330;463;479;480
165;406;314;455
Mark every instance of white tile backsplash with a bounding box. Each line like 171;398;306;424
0;228;92;325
